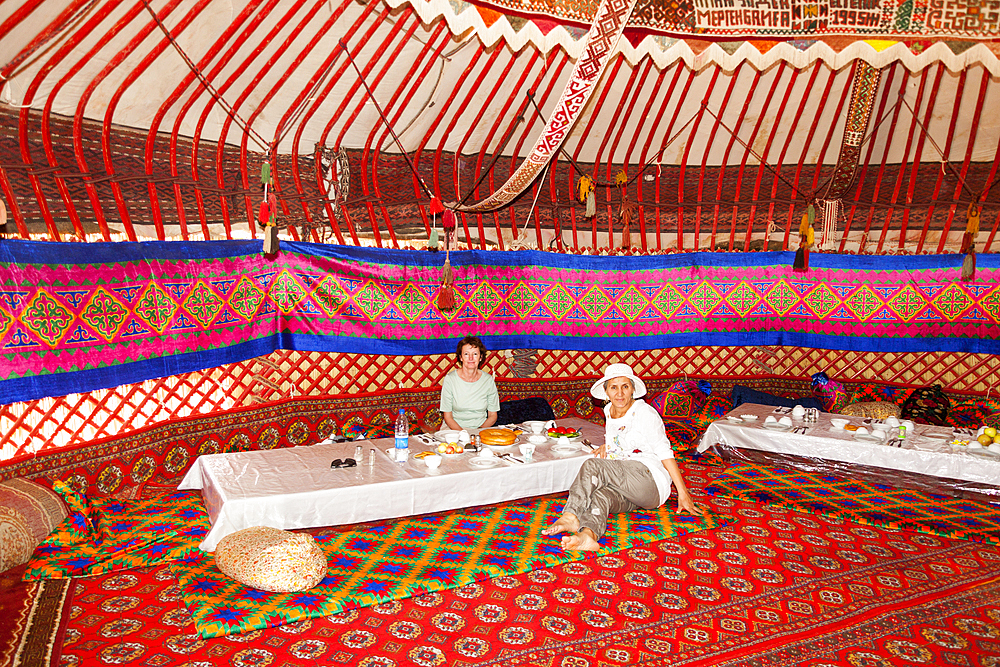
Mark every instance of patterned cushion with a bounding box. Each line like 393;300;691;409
0;479;67;572
901;385;951;426
649;380;712;418
215;526;327;593
811;373;851;413
851;382;915;406
840;401;902;419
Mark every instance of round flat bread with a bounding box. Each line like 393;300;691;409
479;428;516;445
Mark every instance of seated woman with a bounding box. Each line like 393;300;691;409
543;363;702;551
439;335;500;430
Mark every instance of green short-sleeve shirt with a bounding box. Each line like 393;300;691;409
440;370;500;429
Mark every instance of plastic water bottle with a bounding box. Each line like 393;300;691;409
394;409;409;462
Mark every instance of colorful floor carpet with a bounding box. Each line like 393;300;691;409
169;494;723;639
706;461;1000;546
0;564;70;667
22;490;209;580
54;483;1000;667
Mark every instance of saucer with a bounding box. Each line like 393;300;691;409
551;443;578;454
740;415;758;422
726;416;743;423
469;457;501;468
761;422;791;432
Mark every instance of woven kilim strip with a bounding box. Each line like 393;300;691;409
169;495;723;638
456;0;638;212
705;462;1000;545
3;241;1000;403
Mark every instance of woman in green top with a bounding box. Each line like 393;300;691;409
440;336;500;430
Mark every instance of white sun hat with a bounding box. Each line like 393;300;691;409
590;363;647;401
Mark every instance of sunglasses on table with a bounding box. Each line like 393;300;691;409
330;458;357;469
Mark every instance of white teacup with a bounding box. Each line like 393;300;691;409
424;454;442;469
779;416;793;427
479;448;495;458
792;405;806;418
855;427;869;436
444;432;460;444
764;415;778;425
458;430;471;444
519;443;535;459
528;421;545;434
885;416;900;428
902;420;915;432
830;418;849;430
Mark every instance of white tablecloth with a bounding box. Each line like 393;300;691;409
179;418;602;551
697;403;1000;486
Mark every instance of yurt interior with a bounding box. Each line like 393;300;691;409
3;1;1000;665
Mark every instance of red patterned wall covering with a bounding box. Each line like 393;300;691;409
2;347;998;464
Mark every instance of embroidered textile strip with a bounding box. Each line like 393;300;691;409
455;0;639;212
3;240;1000;404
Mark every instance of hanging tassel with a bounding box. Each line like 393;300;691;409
619;196;634;249
585;190;596;218
962;203;980;282
578;175;596;218
793;210;812;273
437;248;456;311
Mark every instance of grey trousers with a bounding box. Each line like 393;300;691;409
562;458;660;539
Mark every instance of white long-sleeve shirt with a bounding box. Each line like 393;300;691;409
603;400;675;505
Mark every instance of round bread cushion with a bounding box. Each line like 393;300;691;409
215;526;327;592
0;478;68;573
840;401;902;419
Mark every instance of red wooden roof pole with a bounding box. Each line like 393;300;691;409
151;1;268;241
625;62;672;252
555;53;622;249
90;1;186;243
352;16;423;249
842;63;899;253
634;63;682;252
409;45;485;234
765;63;820;250
471;51;548;251
170;0;283;240
437;49;508;249
17;112;62;241
3;0;94;239
214;2;324;242
803;62;854;245
978;97;1000;252
367;23;449;244
936;68;989;254
721;68;762;252
676;66;721;251
897;64;944;252
280;0;363;241
448;49;522;249
503;55;566;246
781;65;839;250
106;0;210;242
317;1;394;244
735;63;786;251
916;68;965;254
0;173;27;237
653;66;697;250
236;1;335;241
696;63;743;251
876;68;924;253
746;66;797;251
33;0;130;242
862;68;926;253
342;11;407;249
596;58;642;247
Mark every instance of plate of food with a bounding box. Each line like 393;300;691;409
479;428;519;449
546;425;582;443
434;443;466;457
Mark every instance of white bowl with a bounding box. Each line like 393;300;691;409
518;443;535;458
740;414;758;422
778;416;793;427
479;448;495;458
424;454;442;469
524;421;546;434
764;416;777;425
830;418;849;430
444;432;460;444
527;435;547;445
855;427;869;436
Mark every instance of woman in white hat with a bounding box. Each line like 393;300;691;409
542;363;702;551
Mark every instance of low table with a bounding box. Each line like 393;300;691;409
179;417;601;551
698;403;1000;496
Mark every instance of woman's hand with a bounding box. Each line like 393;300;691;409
593;444;608;458
675;490;703;516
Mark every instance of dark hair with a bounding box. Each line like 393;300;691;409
456;336;487;369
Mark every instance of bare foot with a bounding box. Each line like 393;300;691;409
561;528;601;552
542;513;579;536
